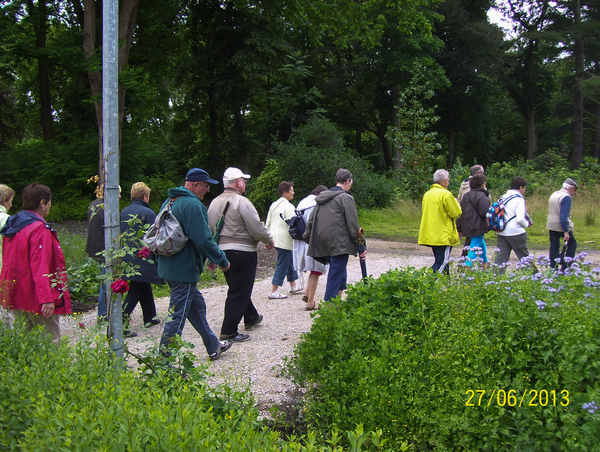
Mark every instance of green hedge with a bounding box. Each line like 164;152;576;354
0;325;399;451
288;257;600;451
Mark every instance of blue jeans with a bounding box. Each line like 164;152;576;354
324;254;349;302
271;247;298;286
97;266;107;320
160;281;219;356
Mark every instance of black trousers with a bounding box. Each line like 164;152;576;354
549;230;577;270
122;281;157;324
221;250;260;338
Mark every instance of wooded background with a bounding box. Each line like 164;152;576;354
1;0;599;211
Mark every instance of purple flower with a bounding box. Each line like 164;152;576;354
535;300;547;310
536;255;551;266
576;252;589;260
552;302;561;308
466;276;475;281
541;278;554;285
519;298;525;303
583;401;598;414
493;248;501;253
485;281;497;286
547;288;557;293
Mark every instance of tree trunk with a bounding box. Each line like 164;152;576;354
208;89;220;172
526;109;538;160
79;0;139;185
374;122;391;168
446;89;455;168
593;92;600;162
234;106;249;172
391;85;401;170
27;0;54;141
572;0;584;170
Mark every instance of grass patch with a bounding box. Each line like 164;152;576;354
360;185;600;250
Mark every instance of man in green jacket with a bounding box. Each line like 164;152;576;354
303;168;366;302
157;168;232;361
418;169;462;274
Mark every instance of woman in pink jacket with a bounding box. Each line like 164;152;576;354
0;183;71;345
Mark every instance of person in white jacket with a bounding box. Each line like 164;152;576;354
493;177;533;269
293;185;329;310
265;181;302;299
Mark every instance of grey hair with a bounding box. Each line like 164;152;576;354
562;183;573;190
223;179;238;188
470;165;484;176
433;169;449;184
335;168;353;184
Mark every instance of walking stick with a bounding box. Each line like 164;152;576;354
356;228;367;283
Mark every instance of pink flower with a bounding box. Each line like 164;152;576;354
111;279;130;294
78;322;85;329
137;247;151;259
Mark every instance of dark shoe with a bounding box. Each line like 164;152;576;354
245;314;263;330
144;318;161;328
302;295;309;303
124;330;138;338
220;332;250;342
209;340;233;361
306;305;316;311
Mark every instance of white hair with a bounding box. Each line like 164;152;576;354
224;179;238;188
563;182;574;190
433;169;449;184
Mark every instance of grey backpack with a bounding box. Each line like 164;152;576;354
143;197;188;257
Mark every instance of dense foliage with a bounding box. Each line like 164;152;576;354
0;325;397;451
1;0;599;215
288;255;600;450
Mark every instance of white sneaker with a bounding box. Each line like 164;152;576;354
268;291;287;299
289;284;304;294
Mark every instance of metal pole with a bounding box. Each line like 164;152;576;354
103;0;123;359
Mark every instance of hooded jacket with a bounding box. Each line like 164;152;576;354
156;187;228;283
418;183;462;247
303;186;360;258
0;210;72;315
457;187;490;237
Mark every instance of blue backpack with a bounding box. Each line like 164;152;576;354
486;194;521;232
280;210;307;240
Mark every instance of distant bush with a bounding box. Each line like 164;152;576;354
257;116;394;215
450;153;600;200
288;257;600;450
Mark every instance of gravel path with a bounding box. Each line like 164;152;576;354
61;239;600;415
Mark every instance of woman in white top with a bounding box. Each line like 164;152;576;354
293;185;329;310
265;181;302;299
493;176;533;269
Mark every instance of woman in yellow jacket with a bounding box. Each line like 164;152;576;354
418;169;462;274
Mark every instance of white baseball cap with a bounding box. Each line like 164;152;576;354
223;167;251;181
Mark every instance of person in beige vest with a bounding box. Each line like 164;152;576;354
546;178;578;270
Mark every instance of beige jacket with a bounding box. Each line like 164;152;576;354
208;189;273;252
265;197;295;250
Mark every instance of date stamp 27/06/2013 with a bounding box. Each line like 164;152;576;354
465;389;569;407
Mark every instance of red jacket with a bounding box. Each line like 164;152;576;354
0;211;72;315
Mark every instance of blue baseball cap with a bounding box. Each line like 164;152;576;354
186;168;218;184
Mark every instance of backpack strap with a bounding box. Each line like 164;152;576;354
501;193;523;225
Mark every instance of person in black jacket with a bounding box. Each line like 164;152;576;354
120;182;163;330
457;174;490;268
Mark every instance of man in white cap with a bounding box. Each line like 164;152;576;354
546;177;579;270
208;167;274;342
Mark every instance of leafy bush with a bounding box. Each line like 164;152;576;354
0;325;399;451
268;116;394;214
288;256;600;451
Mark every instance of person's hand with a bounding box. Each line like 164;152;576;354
41;302;55;318
564;232;570;242
359;250;367;260
206;262;217;272
265;242;274;251
219;262;231;272
458;232;463;239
